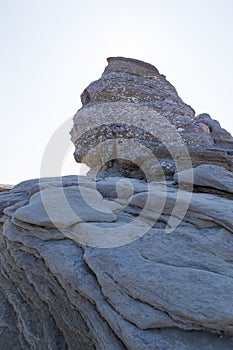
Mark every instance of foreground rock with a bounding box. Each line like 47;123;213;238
1;170;233;349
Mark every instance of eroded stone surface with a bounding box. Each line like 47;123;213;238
0;184;13;193
174;164;233;193
1;172;233;349
71;57;233;179
14;185;117;228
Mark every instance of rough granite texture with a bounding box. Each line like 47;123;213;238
1;57;233;349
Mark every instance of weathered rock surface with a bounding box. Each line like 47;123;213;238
71;57;233;178
174;164;233;194
1;170;233;349
1;58;233;349
0;184;13;192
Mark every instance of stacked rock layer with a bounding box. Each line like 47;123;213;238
1;169;233;349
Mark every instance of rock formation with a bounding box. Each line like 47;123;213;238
71;57;233;179
1;57;233;349
0;184;13;192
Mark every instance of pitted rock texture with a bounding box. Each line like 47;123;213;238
1;169;233;349
81;56;195;125
71;57;233;178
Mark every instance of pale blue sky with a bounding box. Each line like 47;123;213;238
1;0;233;184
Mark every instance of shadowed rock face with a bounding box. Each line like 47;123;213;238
71;57;233;179
1;59;233;349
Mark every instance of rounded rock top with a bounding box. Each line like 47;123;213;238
104;56;160;77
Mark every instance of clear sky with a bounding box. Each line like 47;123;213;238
1;0;233;184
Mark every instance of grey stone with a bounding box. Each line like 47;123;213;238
194;113;233;145
174;164;233;193
84;235;233;334
2;203;233;348
71;57;233;179
96;176;148;199
14;185;117;228
0;191;28;216
129;184;233;232
1;174;233;348
0;184;13;193
81;56;195;124
2;58;233;349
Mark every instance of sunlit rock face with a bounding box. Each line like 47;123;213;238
1;58;233;350
71;57;233;179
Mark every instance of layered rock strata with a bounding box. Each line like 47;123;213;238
1;170;233;349
0;184;13;193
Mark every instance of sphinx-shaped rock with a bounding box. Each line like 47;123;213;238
1;58;233;349
71;57;233;179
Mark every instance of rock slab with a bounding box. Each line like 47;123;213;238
1;170;233;349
